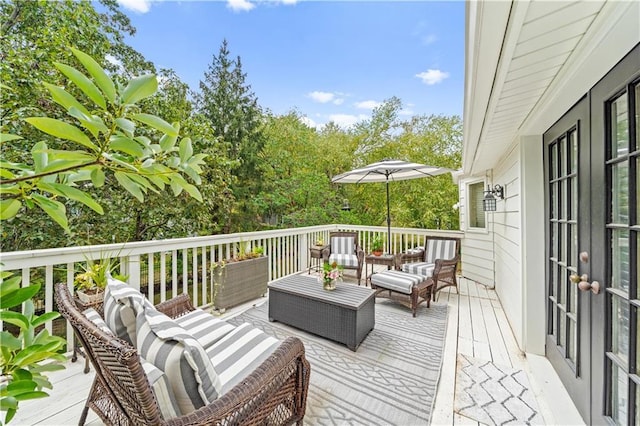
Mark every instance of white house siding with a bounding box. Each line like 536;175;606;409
458;178;494;286
491;143;523;347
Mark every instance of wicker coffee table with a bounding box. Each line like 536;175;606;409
268;275;375;351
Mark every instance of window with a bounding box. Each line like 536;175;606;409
467;181;486;228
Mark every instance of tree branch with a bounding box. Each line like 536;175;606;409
0;160;101;184
1;1;24;34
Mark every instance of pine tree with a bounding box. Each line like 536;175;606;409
197;40;265;231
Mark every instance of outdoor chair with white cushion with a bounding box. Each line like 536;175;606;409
394;236;460;300
54;279;310;425
322;231;364;285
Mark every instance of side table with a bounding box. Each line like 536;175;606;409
308;244;329;274
365;254;396;284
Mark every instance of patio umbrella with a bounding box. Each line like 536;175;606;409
331;159;452;252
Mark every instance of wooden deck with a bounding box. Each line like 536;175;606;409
11;273;583;425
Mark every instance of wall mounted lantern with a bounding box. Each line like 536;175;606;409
482;184;504;212
341;199;351;211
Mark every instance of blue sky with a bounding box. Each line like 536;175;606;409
116;0;465;129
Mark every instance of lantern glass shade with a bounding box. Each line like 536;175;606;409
483;192;497;211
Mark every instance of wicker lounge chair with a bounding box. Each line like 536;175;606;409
395;236;461;300
54;283;310;425
322;231;365;285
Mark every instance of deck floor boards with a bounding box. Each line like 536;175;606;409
12;270;574;425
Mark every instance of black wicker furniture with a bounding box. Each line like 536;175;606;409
268;275;375;351
54;283;310;425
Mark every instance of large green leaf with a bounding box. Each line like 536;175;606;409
70;47;116;103
159;131;178;151
14;391;49;401
120;74;157;105
179;137;193;162
0;331;22;350
36;182;103;214
0;276;21;296
0;133;23;144
115;118;136;136
67;107;109;137
114;172;144;202
24;118;96;151
31;141;48;173
31;312;61;328
31;193;68;231
131;113;178;137
90;167;105;187
110;135;144;157
0;199;21;220
53;62;106;110
0;285;40;309
0;311;30;330
43;83;90;116
6;380;37;394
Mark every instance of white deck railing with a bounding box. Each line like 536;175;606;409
0;224;463;347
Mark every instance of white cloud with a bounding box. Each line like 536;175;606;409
308;91;336;103
399;109;414;116
117;0;151;13
227;0;255;12
328;114;368;129
415;69;449;85
279;0;298;4
300;116;317;128
333;98;344;105
354;100;382;110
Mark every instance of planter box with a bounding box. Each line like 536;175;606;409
213;256;268;311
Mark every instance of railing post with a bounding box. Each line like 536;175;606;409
127;255;141;290
301;234;309;274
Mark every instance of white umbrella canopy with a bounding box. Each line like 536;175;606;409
332;159;452;252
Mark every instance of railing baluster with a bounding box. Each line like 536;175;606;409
45;265;53;333
182;249;188;297
201;247;207;306
148;253;154;303
172;250;178;297
160;251;166;303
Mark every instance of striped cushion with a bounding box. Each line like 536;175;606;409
425;239;457;264
207;323;280;394
103;277;151;346
174;308;235;350
136;307;222;415
329;253;359;268
371;270;425;294
331;236;355;254
140;357;180;419
402;262;435;278
82;307;114;336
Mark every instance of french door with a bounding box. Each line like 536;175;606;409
544;44;639;425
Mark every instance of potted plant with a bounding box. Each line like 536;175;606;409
74;256;128;304
211;244;268;312
371;235;384;256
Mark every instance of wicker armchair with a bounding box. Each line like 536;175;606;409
54;283;310;425
322;231;365;285
395;237;461;300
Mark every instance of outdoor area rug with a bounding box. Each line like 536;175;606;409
454;354;544;425
227;299;448;425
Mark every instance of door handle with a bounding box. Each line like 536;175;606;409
569;273;600;294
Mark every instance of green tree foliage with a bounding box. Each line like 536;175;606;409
0;270;66;424
0;48;206;236
197;39;265;232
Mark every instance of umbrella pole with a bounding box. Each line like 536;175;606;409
386;178;391;254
